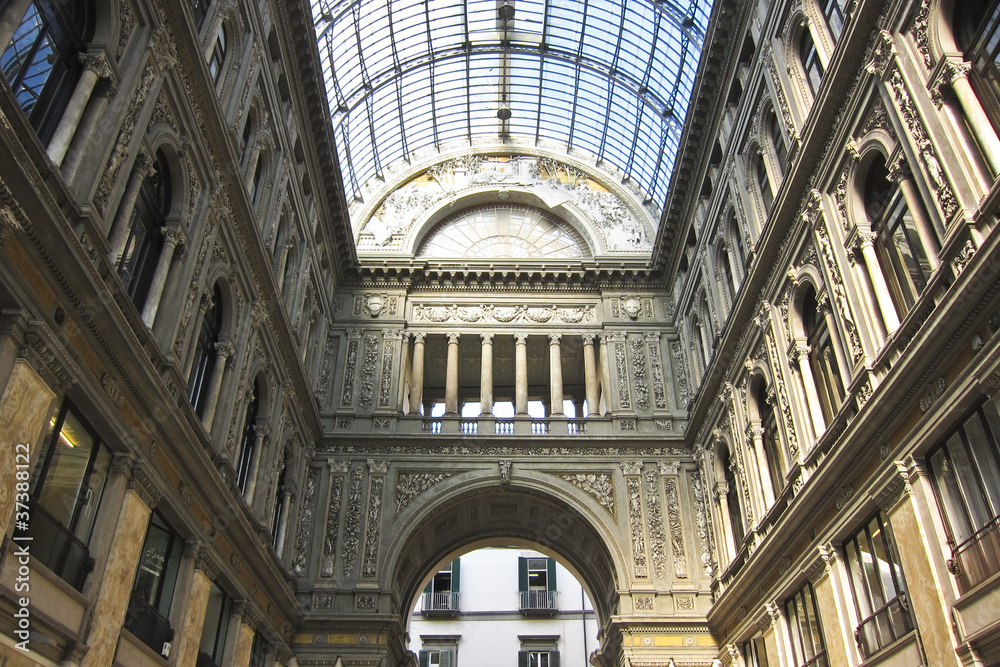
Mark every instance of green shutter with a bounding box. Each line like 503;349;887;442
517;651;528;667
440;649;452;667
549;651;560;667
419;650;429;667
518;557;528;593
546;557;557;592
423;578;432;595
451;558;460;593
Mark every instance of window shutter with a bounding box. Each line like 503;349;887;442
451;558;461;593
423;578;432;595
419;650;429;667
440;649;452;667
518;650;528;667
549;650;560;667
518;557;528;593
546;557;557;592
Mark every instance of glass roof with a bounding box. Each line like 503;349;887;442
311;0;712;208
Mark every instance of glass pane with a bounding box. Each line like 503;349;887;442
134;521;172;606
36;410;95;526
73;442;110;544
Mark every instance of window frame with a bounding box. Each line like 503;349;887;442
785;581;828;667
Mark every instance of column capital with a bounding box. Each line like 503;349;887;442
411;332;427;344
886;154;912;183
793;341;812;362
480;332;494;343
253;423;271;439
857;230;878;248
446;332;461;344
79;51;111;78
547;333;562;344
514;332;529;345
581;333;596;345
215;340;236;359
161;225;187;247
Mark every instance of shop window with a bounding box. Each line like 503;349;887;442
742;634;769;667
197;582;232;667
28;402;111;591
843;511;915;659
125;512;183;656
927;402;1000;592
248;633;269;667
785;582;828;667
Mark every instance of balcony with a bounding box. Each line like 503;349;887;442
949;514;1000;594
421;591;460;616
519;590;557;615
27;504;93;592
123;590;175;657
853;593;914;660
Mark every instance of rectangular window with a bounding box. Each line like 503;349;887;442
785;582;828;667
418;648;453;667
422;559;461;612
28;403;112;591
125;512;183;655
742;635;769;667
843;511;914;658
197;582;232;667
518;650;560;667
519;556;557;611
927;403;1000;592
248;633;268;667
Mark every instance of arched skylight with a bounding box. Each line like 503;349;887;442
417;205;589;258
311;0;711;208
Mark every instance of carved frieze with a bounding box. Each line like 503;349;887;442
341;469;364;579
378;333;394;407
643;470;667;580
664;475;688;579
561;473;615;515
411;303;595;325
395;472;452;512
320;472;344;578
626;476;648;578
616;337;631;409
629;337;649;410
293;467;319;576
361;475;384;578
341;336;359;406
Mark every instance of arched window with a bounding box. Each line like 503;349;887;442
208;23;226;83
118;149;170;310
1;1;93;142
865;154;931;315
188;283;222;416
722;445;746;547
767;108;788;170
803;286;844;422
249;153;264;205
956;0;1000;133
241;110;255;162
821;0;847;41
799;27;824;97
236;379;260;493
719;245;736;306
756;379;786;499
756;155;773;213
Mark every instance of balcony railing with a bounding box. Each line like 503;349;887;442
949;514;1000;593
123;590;175;656
854;593;913;659
421;591;460;613
519;590;557;613
27;504;93;592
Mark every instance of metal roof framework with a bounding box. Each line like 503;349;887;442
312;0;711;208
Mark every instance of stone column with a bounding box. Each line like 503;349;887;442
940;60;1000;174
444;333;460;415
749;425;775;509
0;358;57;533
243;424;269;504
793;342;826;441
856;231;901;333
169;544;215;667
183;290;215;379
715;483;738;565
548;333;563;416
273;485;294;556
817;293;852;390
48;53;110;166
409;333;425;416
514;333;528;416
847;244;888;345
201;340;235;431
397;333;411;412
582;334;600;416
141;226;185;327
889;157;941;270
480;333;494;416
598;333;612;415
108;152;155;265
79;468;159;667
62;78;116;184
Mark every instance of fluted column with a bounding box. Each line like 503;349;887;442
48;53;110;166
62;78;116;184
793;342;826;441
200;340;235;431
750;425;776;509
582;334;599;416
548;333;563;416
273;485;294;556
940;60;1000;174
856;232;900;334
141;226;185;327
409;333;426;416
243;424;269;504
107;152;155;264
444;332;460;415
889;157;940;270
480;333;494;416
514;333;528;416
